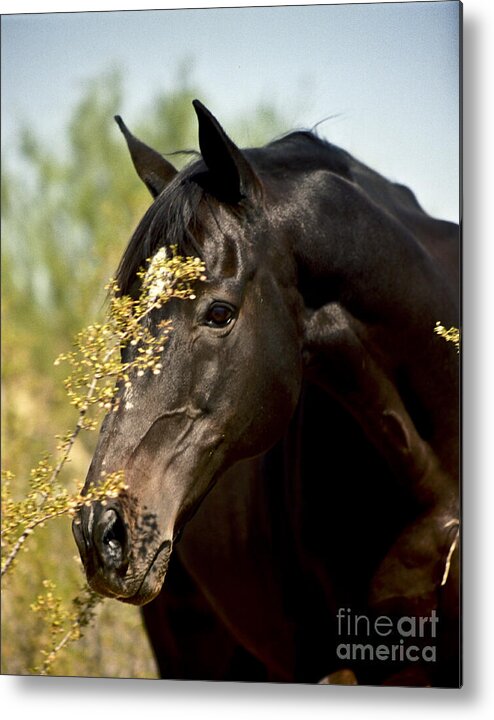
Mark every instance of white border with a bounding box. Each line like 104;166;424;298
2;1;493;718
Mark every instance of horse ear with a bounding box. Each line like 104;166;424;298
114;115;177;198
192;99;261;203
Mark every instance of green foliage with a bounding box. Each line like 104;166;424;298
1;66;288;677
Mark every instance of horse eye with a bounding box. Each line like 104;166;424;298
205;302;235;328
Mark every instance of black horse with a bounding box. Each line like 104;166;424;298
73;101;460;687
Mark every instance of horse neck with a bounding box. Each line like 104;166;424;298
269;170;458;326
261;380;414;595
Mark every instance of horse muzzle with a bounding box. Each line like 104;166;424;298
72;501;172;604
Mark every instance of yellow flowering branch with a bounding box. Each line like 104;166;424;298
1;247;206;672
30;580;102;675
434;321;460;352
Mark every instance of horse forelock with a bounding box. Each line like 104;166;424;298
116;161;217;296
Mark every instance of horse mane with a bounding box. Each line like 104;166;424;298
116;129;424;296
255;130;424;214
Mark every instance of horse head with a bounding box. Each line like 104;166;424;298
73;101;304;605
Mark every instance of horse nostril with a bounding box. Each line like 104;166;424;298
95;507;128;573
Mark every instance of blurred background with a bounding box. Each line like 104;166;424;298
1;1;460;678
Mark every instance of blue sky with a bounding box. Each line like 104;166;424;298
1;1;460;221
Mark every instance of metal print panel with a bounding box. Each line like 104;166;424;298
1;0;461;688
